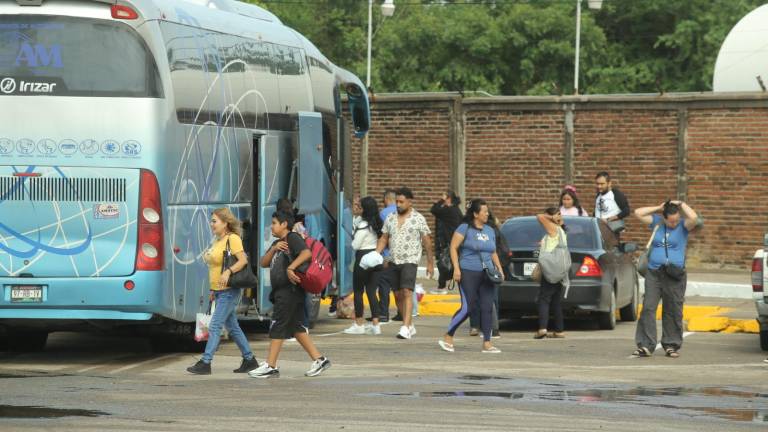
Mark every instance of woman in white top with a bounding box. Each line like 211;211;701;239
344;196;384;335
535;207;568;339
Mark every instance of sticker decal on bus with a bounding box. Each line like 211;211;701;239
94;204;120;219
0;76;62;95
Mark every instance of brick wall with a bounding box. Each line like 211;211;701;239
350;103;451;232
349;94;768;268
686;108;768;267
465;110;565;219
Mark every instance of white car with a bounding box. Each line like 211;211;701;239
751;234;768;350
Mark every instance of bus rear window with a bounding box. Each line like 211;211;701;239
0;15;161;97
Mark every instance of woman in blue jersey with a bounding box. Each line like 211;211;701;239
438;198;504;354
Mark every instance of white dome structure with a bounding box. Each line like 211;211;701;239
713;4;768;92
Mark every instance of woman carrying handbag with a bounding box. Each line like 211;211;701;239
438;198;504;354
187;208;259;375
632;200;700;359
534;207;570;340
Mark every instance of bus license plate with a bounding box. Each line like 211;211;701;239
11;286;43;303
523;262;537;276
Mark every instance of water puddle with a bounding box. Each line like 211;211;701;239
459;375;512;381
375;383;768;424
0;405;109;419
387;391;523;399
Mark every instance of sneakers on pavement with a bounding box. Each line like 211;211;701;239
409;325;417;336
186;360;211;375
482;346;502;354
396;325;411;340
438;340;455;353
469;328;479;336
491;330;501;339
430;289;448;295
305;357;331;377
248;363;279;378
343;323;366;335
365;324;382;335
392;313;403;322
233;357;259;373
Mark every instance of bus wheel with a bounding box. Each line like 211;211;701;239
150;325;205;353
7;331;48;352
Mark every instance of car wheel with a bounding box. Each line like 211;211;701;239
619;278;639;322
761;329;768;351
598;290;617;330
7;330;48;352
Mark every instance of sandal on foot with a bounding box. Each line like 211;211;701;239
533;331;548;340
665;348;679;358
481;346;501;354
632;347;652;358
438;340;455;353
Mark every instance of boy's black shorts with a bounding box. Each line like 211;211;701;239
269;285;307;340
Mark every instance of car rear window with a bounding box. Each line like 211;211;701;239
501;217;598;250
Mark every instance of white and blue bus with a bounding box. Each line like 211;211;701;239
0;0;369;350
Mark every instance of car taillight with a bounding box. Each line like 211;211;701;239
136;170;163;271
111;5;139;20
576;256;602;277
752;258;764;293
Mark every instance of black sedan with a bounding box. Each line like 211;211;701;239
498;216;639;329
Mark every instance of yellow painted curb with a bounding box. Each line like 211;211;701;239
321;294;758;334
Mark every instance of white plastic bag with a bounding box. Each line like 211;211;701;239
194;313;211;342
415;283;425;303
194;300;216;342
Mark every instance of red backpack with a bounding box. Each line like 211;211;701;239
297;237;333;294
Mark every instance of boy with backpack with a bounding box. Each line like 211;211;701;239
249;210;331;378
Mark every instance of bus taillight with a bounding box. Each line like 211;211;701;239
111;5;139;20
136;170;163;271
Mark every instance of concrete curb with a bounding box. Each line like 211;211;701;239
322;294;759;334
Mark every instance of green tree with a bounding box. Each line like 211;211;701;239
250;0;766;95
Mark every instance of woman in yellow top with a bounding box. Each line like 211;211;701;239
186;208;258;375
534;207;568;340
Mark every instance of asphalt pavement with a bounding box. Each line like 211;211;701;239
1;301;766;431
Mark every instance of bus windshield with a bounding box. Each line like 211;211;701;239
0;15;161;97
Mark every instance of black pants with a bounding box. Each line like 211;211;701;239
436;249;453;289
353;249;381;319
537;279;564;332
377;265;394;319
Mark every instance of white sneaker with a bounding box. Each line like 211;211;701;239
343;323;366;335
409;325;416;336
305;357;331;377
365;324;381;335
248;363;279;378
429;289;448;295
396;325;411;339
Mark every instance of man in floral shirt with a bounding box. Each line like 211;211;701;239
377;187;434;340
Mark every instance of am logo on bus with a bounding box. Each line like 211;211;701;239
14;43;63;68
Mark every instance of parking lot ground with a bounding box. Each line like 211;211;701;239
1;304;766;431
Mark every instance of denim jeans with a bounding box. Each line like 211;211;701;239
202;288;254;364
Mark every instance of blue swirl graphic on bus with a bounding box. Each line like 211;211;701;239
0;165;93;258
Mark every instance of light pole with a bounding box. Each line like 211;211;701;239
574;0;603;95
360;0;395;196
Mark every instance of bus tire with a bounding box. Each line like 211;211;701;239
7;331;48;352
